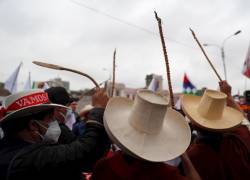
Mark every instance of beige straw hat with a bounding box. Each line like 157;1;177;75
181;89;244;132
104;89;191;162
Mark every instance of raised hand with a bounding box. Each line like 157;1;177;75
92;88;109;108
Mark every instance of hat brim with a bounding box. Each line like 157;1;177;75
0;104;68;123
104;97;191;162
181;95;244;132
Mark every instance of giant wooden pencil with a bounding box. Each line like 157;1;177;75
154;11;174;108
111;49;116;97
33;61;99;88
189;28;223;81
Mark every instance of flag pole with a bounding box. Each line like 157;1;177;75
244;77;247;92
154;11;175;108
189;28;223;82
33;61;100;88
111;49;116;97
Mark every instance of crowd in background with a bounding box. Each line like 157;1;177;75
0;80;249;180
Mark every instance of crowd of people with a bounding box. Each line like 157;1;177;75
0;80;249;180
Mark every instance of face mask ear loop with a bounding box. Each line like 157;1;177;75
33;131;44;141
32;120;47;143
59;112;66;119
34;120;48;130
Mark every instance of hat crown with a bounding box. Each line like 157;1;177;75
128;90;169;134
45;87;71;105
197;90;227;120
4;89;40;106
3;89;49;113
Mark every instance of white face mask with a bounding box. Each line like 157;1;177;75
0;127;4;139
35;120;61;144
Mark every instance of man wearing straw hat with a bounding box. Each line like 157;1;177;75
0;89;110;180
91;89;201;180
181;82;250;180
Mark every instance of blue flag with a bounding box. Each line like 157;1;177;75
183;73;196;94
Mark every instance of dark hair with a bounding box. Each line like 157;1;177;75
193;125;223;151
45;87;72;106
1;108;54;139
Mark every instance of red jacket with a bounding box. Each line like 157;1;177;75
188;125;250;180
91;151;188;180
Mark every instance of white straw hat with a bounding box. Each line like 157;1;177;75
104;89;191;162
181;89;244;132
0;89;67;124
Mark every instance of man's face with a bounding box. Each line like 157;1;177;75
70;102;77;112
29;110;55;143
36;112;54;135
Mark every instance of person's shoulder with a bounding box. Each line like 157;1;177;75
229;125;250;141
222;126;250;153
93;150;122;171
149;163;188;180
188;141;212;155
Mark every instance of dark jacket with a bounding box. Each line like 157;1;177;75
58;123;76;144
0;108;110;180
73;120;87;138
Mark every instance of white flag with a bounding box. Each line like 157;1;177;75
148;75;161;92
242;44;250;79
23;72;31;91
42;82;50;90
4;62;22;94
65;110;76;130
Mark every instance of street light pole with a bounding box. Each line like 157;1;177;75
220;46;226;80
102;68;112;96
203;30;241;81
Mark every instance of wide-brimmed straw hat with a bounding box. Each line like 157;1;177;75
181;89;244;132
104;89;191;162
0;89;67;124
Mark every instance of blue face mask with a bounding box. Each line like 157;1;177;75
35;120;61;144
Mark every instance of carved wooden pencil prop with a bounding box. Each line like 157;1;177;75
189;28;223;82
154;11;175;108
111;49;116;97
33;61;100;88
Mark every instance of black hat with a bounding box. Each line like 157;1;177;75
45;87;72;106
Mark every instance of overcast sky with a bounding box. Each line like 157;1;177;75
0;0;249;94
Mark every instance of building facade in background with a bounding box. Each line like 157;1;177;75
33;78;70;91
